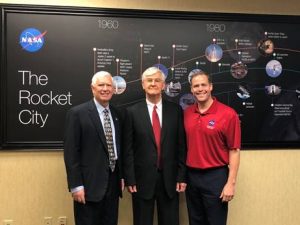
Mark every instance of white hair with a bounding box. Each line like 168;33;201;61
91;71;112;86
141;66;166;81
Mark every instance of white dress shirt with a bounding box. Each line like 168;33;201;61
146;98;162;127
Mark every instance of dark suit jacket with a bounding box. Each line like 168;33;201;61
64;99;122;202
123;99;186;199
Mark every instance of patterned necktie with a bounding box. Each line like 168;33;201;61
152;105;161;168
103;109;116;172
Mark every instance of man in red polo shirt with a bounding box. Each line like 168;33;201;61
184;70;241;225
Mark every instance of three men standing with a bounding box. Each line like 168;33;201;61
64;67;240;225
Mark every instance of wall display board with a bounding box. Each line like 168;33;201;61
1;4;300;149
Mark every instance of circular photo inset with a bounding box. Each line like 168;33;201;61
265;84;281;96
164;80;181;97
237;83;251;99
113;76;126;94
258;38;274;56
153;63;168;80
179;93;195;110
231;62;248;79
205;44;223;62
266;60;282;78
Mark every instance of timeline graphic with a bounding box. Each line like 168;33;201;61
91;18;300;145
2;7;300;147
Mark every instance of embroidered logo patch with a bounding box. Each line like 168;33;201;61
207;120;215;129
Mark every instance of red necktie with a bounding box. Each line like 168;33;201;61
152;105;161;168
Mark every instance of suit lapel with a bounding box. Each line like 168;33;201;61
161;100;171;144
139;101;157;145
110;106;121;156
87;100;107;151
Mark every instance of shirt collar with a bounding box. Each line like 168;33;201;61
93;98;110;114
146;98;162;110
194;97;218;115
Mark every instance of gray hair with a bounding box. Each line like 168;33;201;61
141;66;166;81
189;70;212;84
91;71;112;86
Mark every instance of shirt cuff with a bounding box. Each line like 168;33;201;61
71;185;84;193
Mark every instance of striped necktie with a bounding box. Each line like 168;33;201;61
103;109;116;172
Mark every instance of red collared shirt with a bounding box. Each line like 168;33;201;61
184;98;241;169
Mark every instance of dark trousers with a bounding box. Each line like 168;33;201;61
132;171;179;225
186;166;229;225
74;169;119;225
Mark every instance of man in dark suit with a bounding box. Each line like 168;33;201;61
123;66;187;225
64;71;123;225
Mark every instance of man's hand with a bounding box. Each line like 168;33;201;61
127;185;137;193
220;182;235;202
176;182;187;192
72;189;86;204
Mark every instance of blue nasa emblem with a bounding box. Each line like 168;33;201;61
207;120;215;129
19;28;47;52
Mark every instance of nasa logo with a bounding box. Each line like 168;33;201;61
19;28;47;52
207;120;215;129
